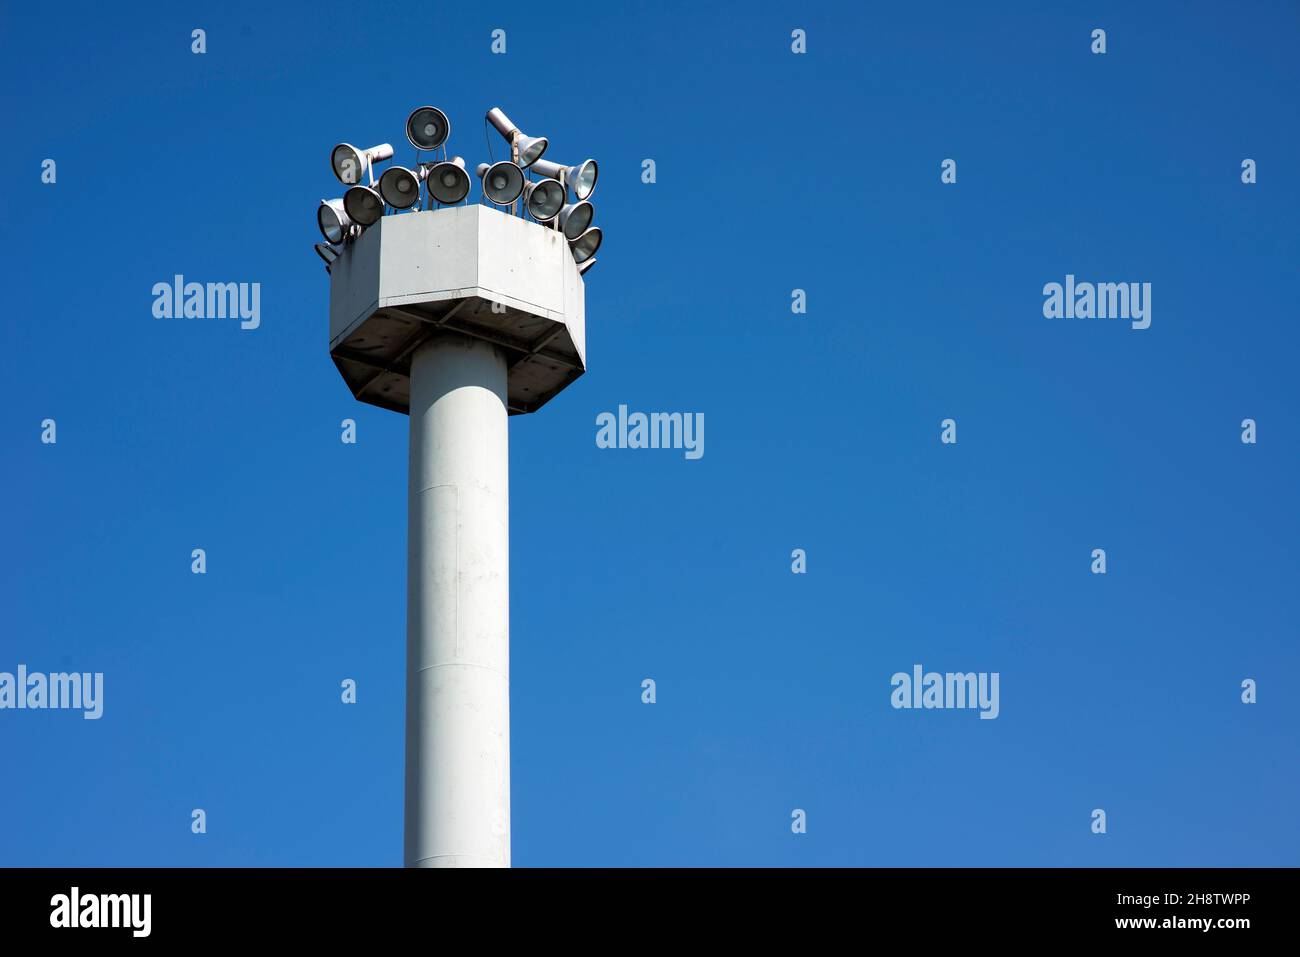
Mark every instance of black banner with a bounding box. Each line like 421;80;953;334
0;867;1287;944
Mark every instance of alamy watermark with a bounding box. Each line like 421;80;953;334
890;664;999;719
1043;274;1150;330
50;887;150;937
595;405;704;460
152;275;261;330
0;665;103;719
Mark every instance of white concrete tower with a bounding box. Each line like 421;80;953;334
326;205;588;867
405;336;510;867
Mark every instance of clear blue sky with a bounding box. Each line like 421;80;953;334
2;0;1297;866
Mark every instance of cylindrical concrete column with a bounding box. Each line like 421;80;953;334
404;334;510;868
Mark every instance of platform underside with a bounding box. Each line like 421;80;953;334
331;293;584;416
